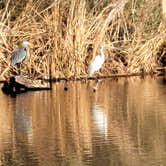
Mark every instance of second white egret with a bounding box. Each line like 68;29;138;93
88;46;105;76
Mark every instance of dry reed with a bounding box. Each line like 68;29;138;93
0;0;165;80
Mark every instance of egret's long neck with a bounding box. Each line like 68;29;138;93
100;47;104;58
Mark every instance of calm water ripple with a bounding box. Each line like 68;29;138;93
0;76;166;166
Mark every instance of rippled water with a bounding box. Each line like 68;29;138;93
0;76;166;166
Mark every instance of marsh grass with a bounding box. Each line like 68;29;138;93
0;0;164;80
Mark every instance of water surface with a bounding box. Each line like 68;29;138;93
0;76;166;166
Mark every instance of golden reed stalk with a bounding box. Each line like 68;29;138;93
0;0;164;80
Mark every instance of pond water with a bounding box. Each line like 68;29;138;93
0;76;166;166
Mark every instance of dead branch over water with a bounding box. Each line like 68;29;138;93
0;0;165;80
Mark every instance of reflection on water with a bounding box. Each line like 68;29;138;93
0;76;166;166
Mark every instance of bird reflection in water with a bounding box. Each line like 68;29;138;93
14;108;33;144
92;105;108;138
91;90;108;139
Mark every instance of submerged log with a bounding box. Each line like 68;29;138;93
51;72;147;82
1;76;51;94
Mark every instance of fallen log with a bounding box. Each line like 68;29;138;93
1;76;51;94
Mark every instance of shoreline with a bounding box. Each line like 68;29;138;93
0;72;163;84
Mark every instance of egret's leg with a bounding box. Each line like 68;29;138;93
93;79;102;92
10;66;19;76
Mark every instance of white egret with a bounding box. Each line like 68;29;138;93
88;46;105;76
87;46;105;92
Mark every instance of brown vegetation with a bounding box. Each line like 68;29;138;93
0;0;165;80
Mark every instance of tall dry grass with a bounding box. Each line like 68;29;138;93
0;0;164;80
